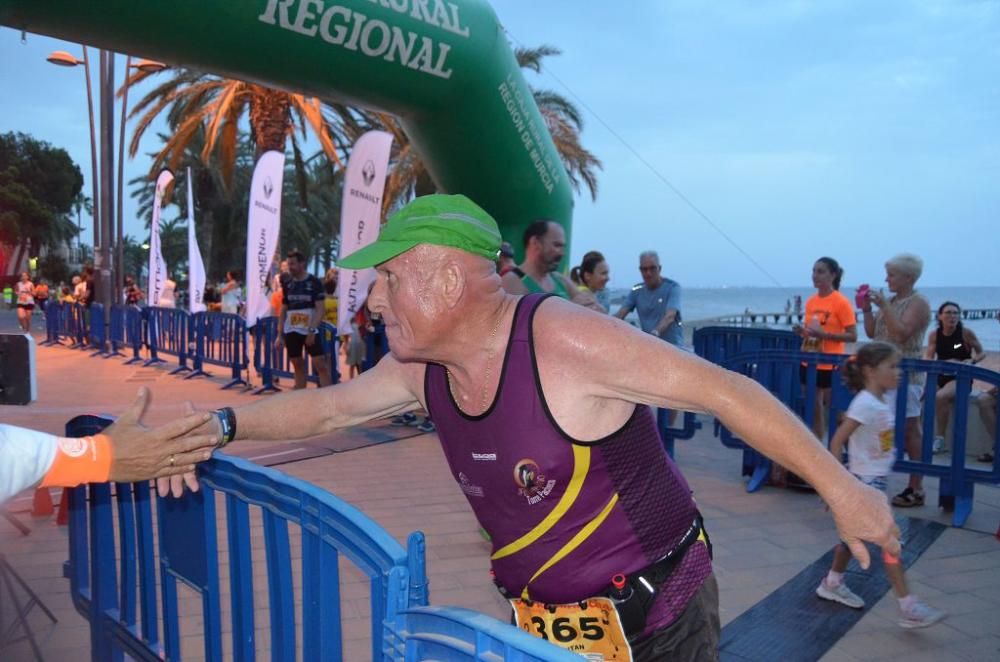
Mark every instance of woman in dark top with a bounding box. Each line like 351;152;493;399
924;301;985;451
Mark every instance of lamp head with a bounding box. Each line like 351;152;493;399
46;50;82;67
132;58;166;73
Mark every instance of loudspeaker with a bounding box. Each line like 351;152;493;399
0;333;36;405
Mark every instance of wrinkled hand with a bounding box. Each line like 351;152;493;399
104;388;217;485
155;401;222;498
823;479;901;568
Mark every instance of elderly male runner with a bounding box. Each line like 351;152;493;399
168;195;898;660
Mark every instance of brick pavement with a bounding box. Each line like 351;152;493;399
1;312;998;661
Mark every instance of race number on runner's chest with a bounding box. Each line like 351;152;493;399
511;597;633;661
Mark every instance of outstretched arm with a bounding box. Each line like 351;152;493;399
182;354;423;444
549;304;900;567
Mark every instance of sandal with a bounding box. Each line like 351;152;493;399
891;487;925;507
976;452;994;463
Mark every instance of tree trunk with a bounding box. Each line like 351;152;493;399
249;86;291;156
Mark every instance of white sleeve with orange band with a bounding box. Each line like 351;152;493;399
0;424;113;505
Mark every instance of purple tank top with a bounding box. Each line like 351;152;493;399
425;294;711;633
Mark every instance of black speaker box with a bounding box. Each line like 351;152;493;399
0;333;36;405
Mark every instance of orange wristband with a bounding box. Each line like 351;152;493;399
40;434;114;487
882;549;901;565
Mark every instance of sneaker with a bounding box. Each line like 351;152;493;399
391;412;418;427
891;487;925;508
416;419;436;433
816;580;865;609
898;599;945;629
932;436;946;454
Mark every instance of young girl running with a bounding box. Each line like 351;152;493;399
815;342;946;628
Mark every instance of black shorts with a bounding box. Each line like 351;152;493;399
631;573;720;661
799;364;833;389
16;303;34;311
284;332;325;359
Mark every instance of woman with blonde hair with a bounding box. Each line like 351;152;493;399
862;253;931;507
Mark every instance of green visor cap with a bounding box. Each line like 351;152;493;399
338;194;502;269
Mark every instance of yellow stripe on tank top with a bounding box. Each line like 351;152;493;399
491;444;591;561
520;493;619;600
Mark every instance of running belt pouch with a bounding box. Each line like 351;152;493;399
619;516;705;639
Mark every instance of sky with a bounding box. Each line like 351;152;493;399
1;0;997;288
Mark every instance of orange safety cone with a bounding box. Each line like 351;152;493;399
31;487;54;518
56;488;70;526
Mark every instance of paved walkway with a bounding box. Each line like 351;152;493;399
1;313;998;661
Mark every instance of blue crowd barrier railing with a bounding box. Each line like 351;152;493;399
41;300;64;345
659;410;702;459
363;324;390;372
719;349;1000;526
106;304;127;358
251;317;339;394
320;321;341;384
251;316;280;394
186;311;249;389
692;325;800;367
63;414;428;662
62;415;573;661
144;306;190;374
88;302;108;357
123;306;146;365
66;302;86;349
692;325;800;438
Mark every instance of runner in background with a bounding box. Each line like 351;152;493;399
274;250;331;389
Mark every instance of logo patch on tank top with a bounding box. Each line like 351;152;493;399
513;459;556;505
458;472;484;498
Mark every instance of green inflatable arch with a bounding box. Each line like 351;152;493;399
0;0;574;261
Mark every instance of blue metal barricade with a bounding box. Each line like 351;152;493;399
88;302;107;357
719;349;1000;526
145;306;190;373
251;316;338;394
363;324;390;372
62;415;574;661
692;325;799;367
251;316;281;393
40;301;64;345
186;311;249;389
105;304;127;358
65;302;86;349
122;306;145;365
63;414;428;662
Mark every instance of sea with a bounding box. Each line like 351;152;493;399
608;286;1000;350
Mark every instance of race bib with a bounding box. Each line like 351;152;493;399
17;292;32;304
286;311;311;332
511;597;632;661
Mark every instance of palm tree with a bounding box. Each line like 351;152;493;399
370;43;602;213
122;68;347;203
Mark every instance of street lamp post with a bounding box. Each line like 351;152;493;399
48;49;165;318
46;49;100;253
116;57;166;301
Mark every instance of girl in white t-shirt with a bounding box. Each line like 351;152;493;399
815;342;945;629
